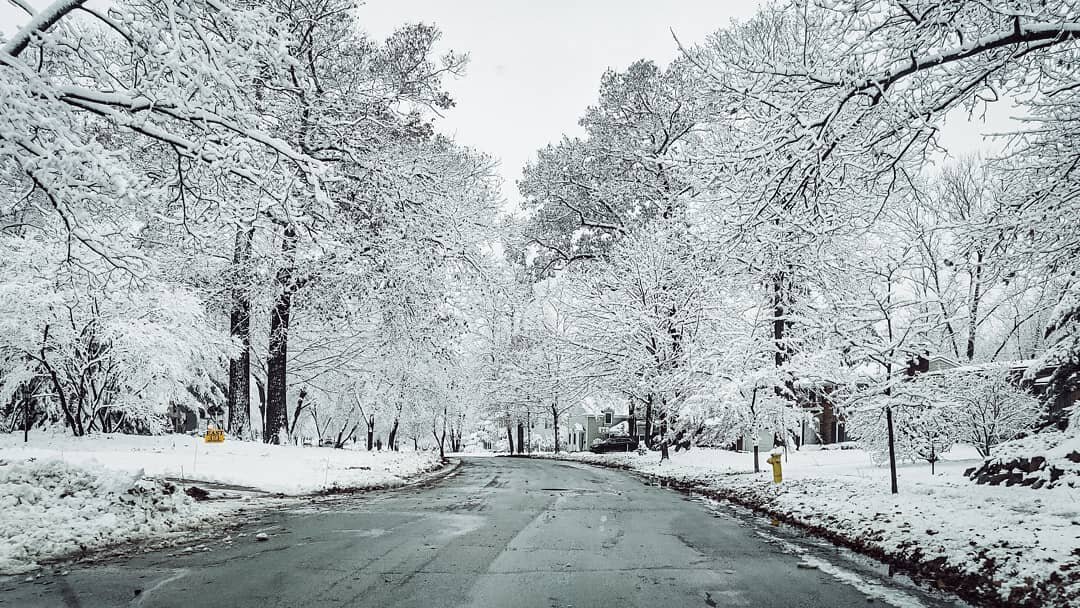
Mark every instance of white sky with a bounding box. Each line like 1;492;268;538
1;0;1016;202
357;0;767;201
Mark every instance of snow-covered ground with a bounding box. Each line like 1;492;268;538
544;445;1080;607
0;432;446;574
1;432;444;494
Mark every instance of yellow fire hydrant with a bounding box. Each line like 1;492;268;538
766;449;783;484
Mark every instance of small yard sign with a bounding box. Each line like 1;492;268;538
204;428;226;443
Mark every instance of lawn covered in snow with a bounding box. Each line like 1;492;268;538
546;445;1080;607
0;432;446;574
0;432;444;494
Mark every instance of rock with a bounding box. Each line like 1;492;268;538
184;486;210;501
255;532;269;542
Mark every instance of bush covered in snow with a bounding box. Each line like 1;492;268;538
966;430;1080;489
0;459;204;574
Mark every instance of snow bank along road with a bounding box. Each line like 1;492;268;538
1;457;964;608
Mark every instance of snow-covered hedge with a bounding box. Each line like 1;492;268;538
966;431;1080;489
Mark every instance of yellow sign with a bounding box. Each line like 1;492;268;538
204;428;226;443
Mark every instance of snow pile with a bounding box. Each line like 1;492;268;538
546;447;1080;607
0;432;445;495
0;459;204;575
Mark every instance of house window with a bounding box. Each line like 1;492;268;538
604;411;612;424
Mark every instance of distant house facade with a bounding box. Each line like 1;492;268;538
798;388;849;446
565;402;646;451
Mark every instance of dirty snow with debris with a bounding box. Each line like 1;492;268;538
547;445;1080;606
0;432;445;573
0;459;210;574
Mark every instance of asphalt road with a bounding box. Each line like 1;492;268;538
2;457;963;608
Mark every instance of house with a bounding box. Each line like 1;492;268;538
797;388;849;446
732;429;781;452
565;399;646;451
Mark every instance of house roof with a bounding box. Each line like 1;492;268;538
577;396;629;417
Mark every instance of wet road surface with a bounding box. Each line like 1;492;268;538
0;457;965;607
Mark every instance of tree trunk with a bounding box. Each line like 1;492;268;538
288;388;308;439
388;416;400;451
264;224;297;444
773;272;789;368
965;250;984;361
366;414;375;451
516;422;524;455
23;388;32;443
886;405;899;494
227;226;254;437
506;424;514;454
644;395;654;449
255;376;266;433
552;404;560;454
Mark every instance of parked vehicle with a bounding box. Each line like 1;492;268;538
589;436;638;453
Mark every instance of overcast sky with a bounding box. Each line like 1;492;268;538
357;0;772;200
2;0;1013;202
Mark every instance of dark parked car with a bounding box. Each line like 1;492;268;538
589;436;639;453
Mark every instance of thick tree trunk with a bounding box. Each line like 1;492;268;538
366;414;375;451
516;422;524;454
552;404;560;454
506;424;514;454
264;225;297;444
227;226;254;437
388;417;400;451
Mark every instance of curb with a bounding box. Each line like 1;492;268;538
309;457;462;497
